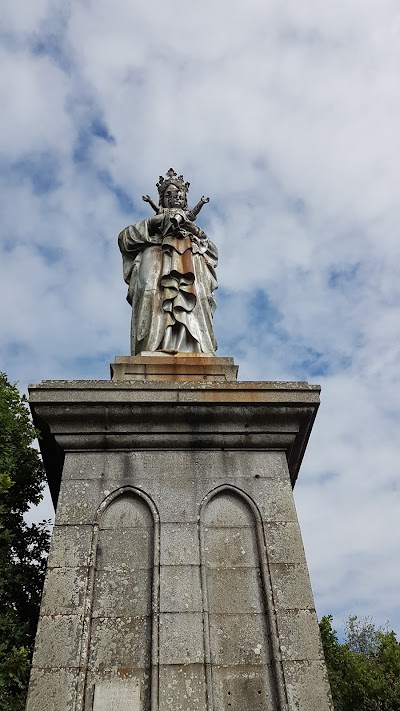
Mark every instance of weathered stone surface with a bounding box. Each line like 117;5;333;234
159;566;202;613
203;525;259;567
158;613;204;665
40;567;88;615
32;614;83;669
84;671;149;711
208;613;270;666
254;478;298;522
46;524;92;568
27;372;332;710
277;609;325;661
158;664;207;711
269;563;315;610
264;521;306;563
205;568;264;613
100;491;153;529
62;449;288;483
160;523;200;565
211;666;278;711
92;569;152;617
93;679;141;710
283;660;333;710
202;489;255;527
96;529;154;570
62;451;107;480
89;616;152;670
111;354;238;382
25;668;79;711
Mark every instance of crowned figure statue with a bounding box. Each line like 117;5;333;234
118;169;218;354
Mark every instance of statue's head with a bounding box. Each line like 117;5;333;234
157;168;189;209
163;184;186;209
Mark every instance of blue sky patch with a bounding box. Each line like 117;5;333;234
297;346;331;377
97;170;135;215
10;152;61;195
36;244;64;265
248;289;282;331
73;116;115;165
328;262;361;289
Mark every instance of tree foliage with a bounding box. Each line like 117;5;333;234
320;614;400;711
0;373;50;711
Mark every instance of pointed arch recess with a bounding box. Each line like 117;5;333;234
199;485;287;711
78;486;160;711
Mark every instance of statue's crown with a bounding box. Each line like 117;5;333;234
157;168;190;197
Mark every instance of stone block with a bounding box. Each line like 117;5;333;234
160;523;200;565
62;449;288;484
32;614;83;669
92;569;152;617
269;563;315;610
205;568;264;614
55;479;104;525
158;664;207;711
208;613;270;666
89;616;151;671
158;613;204;665
202;490;254;527
283;659;333;710
265;521;306;564
25;668;79;711
151;480;201;523
277;609;324;661
62;451;107;480
46;524;93;568
211;665;278;711
99;491;153;529
83;671;148;711
160;566;202;612
92;678;141;710
253;479;298;522
41;567;88;615
96;529;154;571
111;354;239;383
202;526;260;568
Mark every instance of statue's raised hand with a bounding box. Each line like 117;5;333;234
201;196;210;204
142;194;160;214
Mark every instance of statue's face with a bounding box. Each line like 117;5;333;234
164;184;185;208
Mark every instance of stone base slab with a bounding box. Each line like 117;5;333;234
110;353;238;382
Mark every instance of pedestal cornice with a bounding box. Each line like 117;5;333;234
29;377;320;506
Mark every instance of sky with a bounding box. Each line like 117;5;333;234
1;0;399;638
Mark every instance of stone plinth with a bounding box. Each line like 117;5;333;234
26;363;333;711
111;353;238;382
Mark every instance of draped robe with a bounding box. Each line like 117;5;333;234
118;216;218;355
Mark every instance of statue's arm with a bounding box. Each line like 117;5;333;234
186;196;210;221
142;194;160;213
119;217;164;257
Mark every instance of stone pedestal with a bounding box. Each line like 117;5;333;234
27;356;332;711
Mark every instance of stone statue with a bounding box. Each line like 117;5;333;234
118;169;218;355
